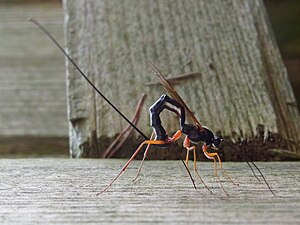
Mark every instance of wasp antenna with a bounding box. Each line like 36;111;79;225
249;161;276;196
245;161;261;182
223;140;276;196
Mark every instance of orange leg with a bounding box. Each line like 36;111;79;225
183;136;212;194
170;130;183;142
202;144;233;196
132;130;184;182
97;130;183;195
132;131;155;182
203;145;238;186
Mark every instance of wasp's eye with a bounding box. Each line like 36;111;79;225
213;137;222;148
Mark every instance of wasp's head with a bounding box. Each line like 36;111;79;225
181;124;223;148
211;136;223;149
201;127;223;149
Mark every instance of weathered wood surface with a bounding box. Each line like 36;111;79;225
0;159;299;224
64;0;300;158
0;1;67;136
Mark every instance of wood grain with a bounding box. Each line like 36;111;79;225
0;2;67;136
64;0;300;157
0;159;299;224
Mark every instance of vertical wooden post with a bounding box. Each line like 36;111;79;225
64;0;300;158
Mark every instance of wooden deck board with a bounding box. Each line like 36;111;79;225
0;159;299;224
0;2;67;136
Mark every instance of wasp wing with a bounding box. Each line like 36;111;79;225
148;60;203;129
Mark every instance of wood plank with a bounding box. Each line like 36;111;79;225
0;1;67;137
0;159;299;224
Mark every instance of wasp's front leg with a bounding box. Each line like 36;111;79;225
183;136;212;194
203;144;238;186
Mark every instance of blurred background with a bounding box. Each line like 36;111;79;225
0;0;299;157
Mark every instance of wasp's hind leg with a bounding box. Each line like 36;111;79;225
97;138;168;195
132;131;155;182
132;130;183;182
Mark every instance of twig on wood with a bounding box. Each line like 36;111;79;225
145;72;201;86
268;149;300;160
102;94;147;158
